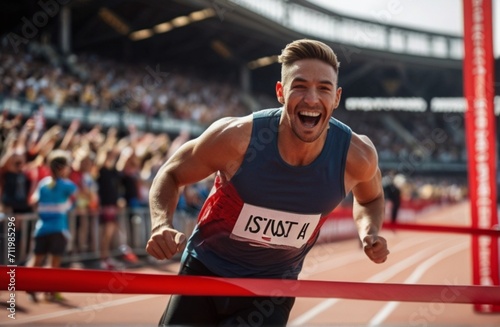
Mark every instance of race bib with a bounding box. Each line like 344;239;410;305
230;203;321;248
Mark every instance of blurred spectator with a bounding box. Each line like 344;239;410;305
116;145;144;259
25;124;61;185
0;149;33;215
69;147;99;254
0;119;37;266
382;171;402;223
117;146;142;209
96;148;123;270
28;149;77;302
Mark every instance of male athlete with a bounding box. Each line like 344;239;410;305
146;39;390;326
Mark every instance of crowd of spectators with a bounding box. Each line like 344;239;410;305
0;112;211;268
334;109;468;165
0;41;249;125
1;40;476;167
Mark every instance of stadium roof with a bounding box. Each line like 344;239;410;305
1;1;297;88
2;0;498;99
0;0;466;66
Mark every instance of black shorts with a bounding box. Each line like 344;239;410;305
100;205;118;223
34;232;68;256
159;255;295;327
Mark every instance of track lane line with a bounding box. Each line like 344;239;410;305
301;234;441;278
8;294;161;325
368;241;468;326
290;239;458;326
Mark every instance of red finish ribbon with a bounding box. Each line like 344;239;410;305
383;222;500;237
2;266;499;305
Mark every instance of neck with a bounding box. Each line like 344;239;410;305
277;128;327;166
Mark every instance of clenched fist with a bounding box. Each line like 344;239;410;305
362;235;389;264
146;226;187;260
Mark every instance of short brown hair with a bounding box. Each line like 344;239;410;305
48;150;70;176
278;39;340;75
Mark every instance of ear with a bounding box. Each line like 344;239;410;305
333;87;342;110
276;81;284;104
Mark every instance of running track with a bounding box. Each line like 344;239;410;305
2;201;500;326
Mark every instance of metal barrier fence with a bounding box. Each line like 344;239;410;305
0;207;195;266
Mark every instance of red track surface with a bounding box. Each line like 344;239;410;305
2;201;500;326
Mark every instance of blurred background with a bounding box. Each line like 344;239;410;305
1;1;500;326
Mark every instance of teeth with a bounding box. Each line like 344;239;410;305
299;111;320;117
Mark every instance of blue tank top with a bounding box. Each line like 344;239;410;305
184;108;352;278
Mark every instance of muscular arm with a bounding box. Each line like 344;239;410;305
345;133;389;264
146;115;251;260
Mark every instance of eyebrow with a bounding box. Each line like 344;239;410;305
292;77;334;86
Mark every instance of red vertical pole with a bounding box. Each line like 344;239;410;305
462;0;499;313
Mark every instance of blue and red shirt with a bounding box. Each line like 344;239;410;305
33;177;77;237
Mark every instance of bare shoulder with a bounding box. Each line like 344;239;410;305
345;132;379;184
196;114;253;156
191;114;253;177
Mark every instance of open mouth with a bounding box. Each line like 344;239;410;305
298;111;321;128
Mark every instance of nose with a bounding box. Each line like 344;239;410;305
303;88;320;106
